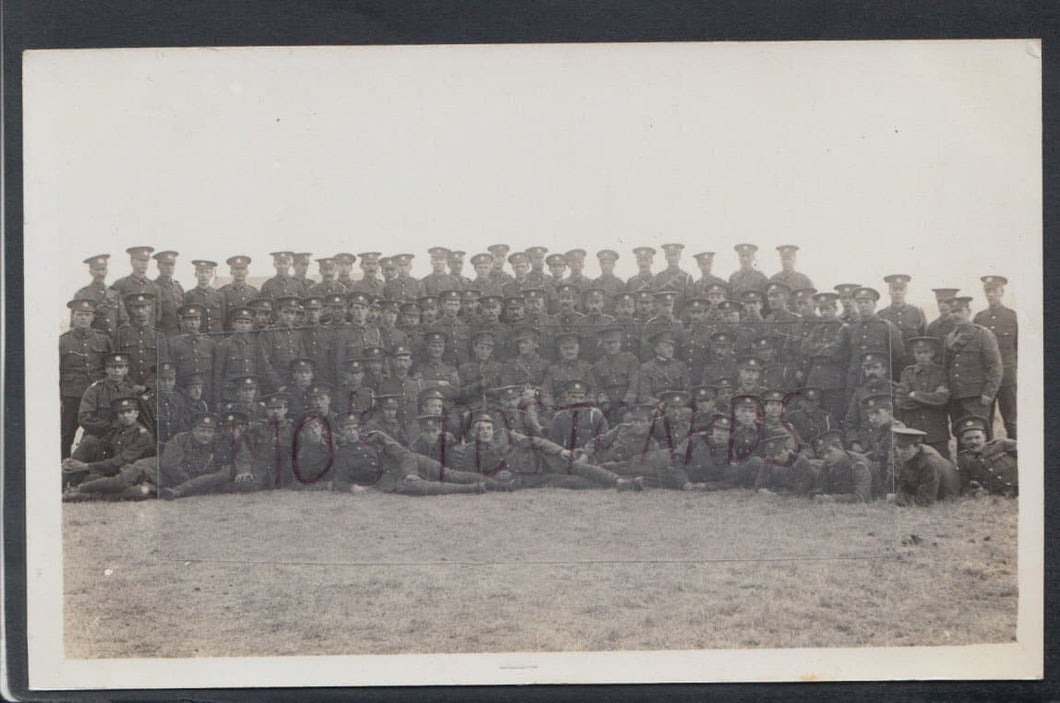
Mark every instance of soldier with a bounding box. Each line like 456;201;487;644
472;294;511;357
182;260;225;334
581;400;658;466
860;393;900;497
467;252;505;297
181;374;209;416
382;253;421;301
501;251;535;299
212;306;258;402
376;299;410;356
651;389;694;456
752;430;818;497
433;289;470;366
895;336;951;459
943;296;1002;436
377;345;426;439
520;288;555;359
700;330;738;386
689;251;727;299
651;243;693;306
409;413;465;467
487;244;515;286
380;256;397;287
291;252;315;293
733;356;767;398
75;254;122;339
728;394;767;487
332;358;375;418
790;288;818;321
926;287;960;340
763;281;800;361
457;411;630;491
459;288;483;324
448;250;474;289
60;299;114;457
305;257;347;298
842;286;905;389
609;292;642;358
111;245;162;327
641;290;685;359
142;362;191;448
488;384;545;437
975;275;1017;439
364;394;409;447
673;413;736;490
257;296;306;393
350;252;386;298
833;283;860;324
892;426;960;506
953;415;1017;496
525;246;549;287
799;291;848;422
362;346;390;391
114;292;158;388
413;331;460;401
626;246;655;293
728;243;769;300
548;379;609;451
785;387;832;451
259;251;300;300
418;294;439;325
62;397;157;500
503;295;526;326
760;389;802;454
161;303;217;405
284;357;317;419
575;288;614;363
544;253;568;312
878;274;927;369
249;298;273;330
541;331;594;411
842;351;895;453
553;283;586;335
458;329;504;409
769;245;814;292
632;330;691;402
753;335;796;392
589;324;640;420
810;429;873;503
563;249;593;294
218;255;260;328
151;250;184;335
299;296;334;385
334;252;357;290
633;289;654;323
422;246;463;296
157;412;232;499
333;292;382;379
233;392;295;491
683;298;710;332
225;375;266;423
592;249;625;299
77;352;142;438
702;282;729;319
500;326;550;394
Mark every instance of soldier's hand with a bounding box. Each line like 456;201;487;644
850;442;863;453
349;484;370;495
132;385;146;395
234;472;253;484
558;449;575;462
980;395;992;406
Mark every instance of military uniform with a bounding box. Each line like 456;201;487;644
549;400;609;451
895;355;951;458
728;268;769;300
540;358;594;409
894;440;960;507
111;274;162;326
974;298;1017;439
816;450;873;503
333;323;383;379
632;356;691;403
799;317;848;421
77;373;140;437
943;317;1003;431
154;276;185;336
114;319;158;388
59;310;114;456
589;349;640;412
64;404;156;493
212;330;259;401
257;325;306;393
841;313;905;386
159;424;231;496
953;415;1017;497
161;332;217;402
842;376;895;450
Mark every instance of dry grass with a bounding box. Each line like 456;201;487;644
63;489;1017;658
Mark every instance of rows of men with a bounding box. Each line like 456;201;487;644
59;243;1018;503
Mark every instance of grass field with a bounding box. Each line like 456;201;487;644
63;489;1017;658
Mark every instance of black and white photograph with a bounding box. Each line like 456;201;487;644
20;39;1042;689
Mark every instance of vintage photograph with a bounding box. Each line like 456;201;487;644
22;40;1041;687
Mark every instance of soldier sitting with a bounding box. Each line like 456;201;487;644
409;413;465;467
892;426;961;507
365;394;409;447
861;393;901;498
843;352;895;453
729;394;766;487
549;380;609;452
158;413;234;499
651;389;693;456
810;430;873;504
674;413;737;491
333;358;374;417
953;415;1018;497
77;352;142;440
752;430;818;497
541;332;593;412
784;387;832;456
487;384;544;438
582;401;660;467
233;393;295;491
62;397;157;501
589;324;639;422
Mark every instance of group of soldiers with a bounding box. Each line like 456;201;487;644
59;243;1018;505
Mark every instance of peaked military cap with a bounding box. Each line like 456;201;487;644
762;389;787;403
892;426;927;444
450;250;466;260
124;292;155;306
438;289;462;302
67;298;96;313
399;301;421;313
361;346;385;360
470;253;493;266
290;358;316;372
660;243;684;253
564;379;589;394
766;282;791;295
226;255;252;267
791;287;817;300
713;378;735;391
513;325;539;341
424;331;448;344
648;329;676;345
111;396;140;412
946;296;973;311
126;246;155;258
659;389;690;406
737;356;763;370
391;253;414;264
632;246;656;257
833;283;860;297
708;413;732;431
553;330;581;344
269;251;295;262
526;246;549;257
932;287;960;300
731;393;761;409
555;283;579;295
693;251;716;262
152;250;179;264
470;408;495;424
596;322;626;337
507;251;530;265
274;295;301;311
980;275;1008;288
652;290;678;301
224;410;250;425
390;344;413;357
564;249;587;260
734;243;758;255
908;336;939;352
315;256;335;266
812;291;839;305
344;358;366;371
357;252;382;262
596;249;619;261
348;292;372;307
613;292;634;303
248;299;273;312
263;393;289;408
183;373;206;386
417;295;438;306
463;288;482;299
177;303;204;317
582;287;607;300
853;287;880;301
814;429;844;452
883;274;911;286
491;385;523;398
156;361;177;376
428;247;452;258
709;330;734;343
861;393;893;410
953;415;989;436
233;375;259;388
191;412;220;429
487;244;510;255
470;329;496;344
293;252;313;264
692;385;716;401
739;290;764;303
304;296;325;309
416;413;445;424
715;300;740;313
191;259;218;270
860;351;887;366
83;254;110;265
776;245;799;254
307;383;333;397
634;290;653;302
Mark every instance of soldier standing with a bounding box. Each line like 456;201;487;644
350;252;386;298
60;299;114;456
589;324;639;420
161;303;217;406
926;287;960;339
218;255;260;329
157;413;232;499
211;306;258;402
943;296;1002;437
525;246;549;287
651;243;694;309
895;337;951;459
632;330;691;403
562;249;593;294
841;286;905;392
878;274;927;369
728;243;769;300
260;251;302;300
332;292;382;379
975;275;1017;439
421;247;463;296
183;260;225;334
305;257;348;298
291;252;315;294
768;245;814;291
842;351;895;453
799;292;848;422
384;253;423;302
257;296;306;393
334;252;357;290
626;246;655;293
487;244;515;286
689;252;727;299
114;293;158;388
448;250;474;289
111;245;163;327
833;283;860;324
592;249;625;300
152;250;184;336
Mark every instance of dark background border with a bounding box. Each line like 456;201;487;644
4;1;1055;700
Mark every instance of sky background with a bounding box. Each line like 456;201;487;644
25;40;1041;320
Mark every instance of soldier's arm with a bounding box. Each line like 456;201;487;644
980;328;1004;402
984;438;1018;459
841;393;860;448
913;463;941;506
76;386;110;436
257;334;283;390
911;374;951;406
894;368;916;408
159;437;189;486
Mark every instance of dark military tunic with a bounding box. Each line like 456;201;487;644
333;324;383;379
413;358;461;400
768;270;814;292
70;419;156;485
652;267;694;301
217;281;260;325
154;276;185;336
943;322;1003;401
77;378;141;436
110;273;162;325
239;418;295;489
672;434;732;485
349;275;386;298
75;281;122;338
728;268;769;299
574;312;614;363
305;279;349;298
114;322;158;387
592;273;626;298
549;403;609;450
383;276;424;302
841;378;895;449
139;388;189;445
878;303;927;367
895;444;960;506
689;273;728;298
159;430;226;491
584;423;658;464
458;358;504;407
409;430;464;467
60;327;113;399
818;450;873;502
161;333;217;388
183;285;226;334
895;361;951;445
421;272;465;297
212;332;259;400
841;314;906;382
500;353;550;390
625;271;654;293
589;351;640;408
926;314;957;341
257;326;306;392
541;359;594;409
260;275;303;300
973;304;1017;388
957;439;1017;495
299;325;335;386
633;357;691;402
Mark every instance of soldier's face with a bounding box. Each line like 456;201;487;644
186;384;204;400
636;256;652;271
936;299;951;315
863;361;885;380
195;270;213;287
566;391;587;404
558;292;576;310
90;263;108;279
157;262;175;278
398;261;412;278
274;261;290;276
292;368;313;387
962;430;987;452
277;308;296;326
294;261;310;277
266;405;287;421
568;259;583;274
697;259;713;274
500;393;519;408
366;359;384;375
428;340;445;357
741;301;761;317
615;299;634;317
516;337;536;355
303;420;324;443
442;299;461;317
688;308;705;323
559;340;579;360
338;423;360;443
130;305;150;325
854;297;875;317
431;257;447;274
520;296;540;314
338;261;354;277
309;395;331;414
382;262;397;280
839;296;855;313
821;443;844;462
601;336;622;355
954;307;972;322
481;300;501;320
868;407;892;427
711;426;730;443
631;415;651;433
474;262;491;278
985;286;1004;306
346;369;365;386
655;340;675;359
889;286;907;304
894;442;918;463
399;310;420;326
320;263;336;279
105;364;128;382
71;310;94;328
817;303;838;320
664;252;680;267
768;291;787;309
764;400;783;419
192;425;216;445
449;259;464;275
738;368;759;386
724;310;741;323
159;375;177;393
780;252;796;270
474;421;495;442
381;309;398;327
737;252;754;269
253;310;271;327
131;256;149;275
586;294;604;313
362;260;379;277
392;355;412;374
735;406;756;425
706;290;724;305
179;316;200;334
548;263;566;278
715;341;733;356
913;348;935;365
231;266;248;282
505;303;524;320
349;303;367;324
422;398;444;415
513;261;530;277
654;298;675;315
757;346;775;362
307;308;323;325
115;407;139;426
421;308;437;324
237;386;256;403
599;259;615;274
473;340;494;360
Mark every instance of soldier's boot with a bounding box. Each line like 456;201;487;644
569;461;621;487
169;473;230;498
76;475;129;496
119;483;156;501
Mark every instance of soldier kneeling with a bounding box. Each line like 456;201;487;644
953;415;1018;497
892;426;960;507
62;396;157;501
